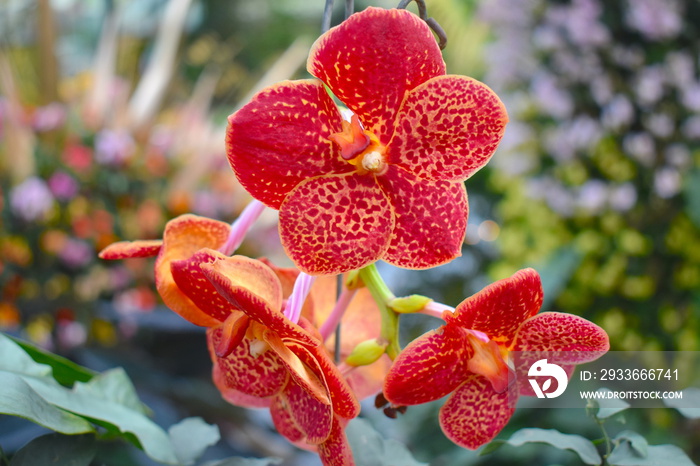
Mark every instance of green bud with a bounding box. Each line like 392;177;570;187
345;270;363;289
388;295;432;313
345;339;387;366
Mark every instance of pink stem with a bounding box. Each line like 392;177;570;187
283;272;316;324
220;199;266;255
419;301;455;320
319;286;357;341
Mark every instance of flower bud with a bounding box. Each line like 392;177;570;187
345;338;387;366
388;294;432;313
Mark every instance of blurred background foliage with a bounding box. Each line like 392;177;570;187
0;0;699;464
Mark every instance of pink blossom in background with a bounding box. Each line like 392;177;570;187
10;176;55;222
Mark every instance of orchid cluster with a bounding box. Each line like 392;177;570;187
101;7;608;465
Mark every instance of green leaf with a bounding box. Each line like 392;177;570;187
535;246;581;309
9;433;96;466
664;387;700;419
0;372;94;435
0;333;54;379
346;418;428;466
72;368;147;415
8;335;96;386
478;440;506;456
684;169;700;228
495;428;601;465
614;431;648;457
169;417;220;465
201;458;283;466
22;371;179;464
586;388;630;419
609;442;696;466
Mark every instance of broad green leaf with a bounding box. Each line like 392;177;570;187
346;418;428;466
535;246;581;310
169;417;220;465
9;433;96;466
22;371;179;464
586;388;630;419
8;335;96;385
609;442;696;466
0;333;53;379
664;387;700;419
495;428;601;465
202;458;283;466
614;431;648;457
0;372;94;435
684;169;700;228
72;368;147;415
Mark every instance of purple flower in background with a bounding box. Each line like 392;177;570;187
601;95;635;130
48;171;79;201
625;0;683;40
10;176;55;222
654;167;681;199
609;183;638;212
577;179;608;212
95;129;135;166
58;239;93;268
32;103;67;132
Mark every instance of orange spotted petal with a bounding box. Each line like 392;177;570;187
513;312;610;362
438;374;517;450
318;416;354;466
213;311;250;358
278;173;394;275
212;368;272;409
377;167;467;269
279;378;334;445
446;268;543;347
270;395;305;443
155;215;231;327
308;7;445;144
170;249;237;324
226;79;349;210
263;330;330;406
98;239;162;259
207;327;288;399
287;341;360;420
384;324;472;406
201;258;317;345
388;75;508;182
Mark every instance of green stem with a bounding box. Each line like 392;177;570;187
358;263;401;359
595;414;612;465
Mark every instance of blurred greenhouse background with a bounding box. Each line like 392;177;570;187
1;0;699;464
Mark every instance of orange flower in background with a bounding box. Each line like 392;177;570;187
227;7;508;275
383;268;609;449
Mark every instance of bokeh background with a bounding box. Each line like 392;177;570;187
1;0;699;464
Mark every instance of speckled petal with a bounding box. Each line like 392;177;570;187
270;395;305;442
308;7;445;144
201;259;317;345
318;416;354;466
388;75;507;182
280;378;333;444
264;330;330;405
98;239;162;259
227;79;348;210
170;249;236;324
513;312;610;361
207;328;288;398
287;341;360;420
384;324;472;406
439;374;516;450
279;173;394;275
155;215;231;327
212;367;272;409
377;167;467;269
445;268;543;347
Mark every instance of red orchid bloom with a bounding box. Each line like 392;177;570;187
226;7;508;275
383;268;609;449
200;254;360;465
99;214;232;327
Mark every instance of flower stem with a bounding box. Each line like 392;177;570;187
220;199;266;255
283;272;317;324
358;263;400;359
595;414;613;464
319;286;357;341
